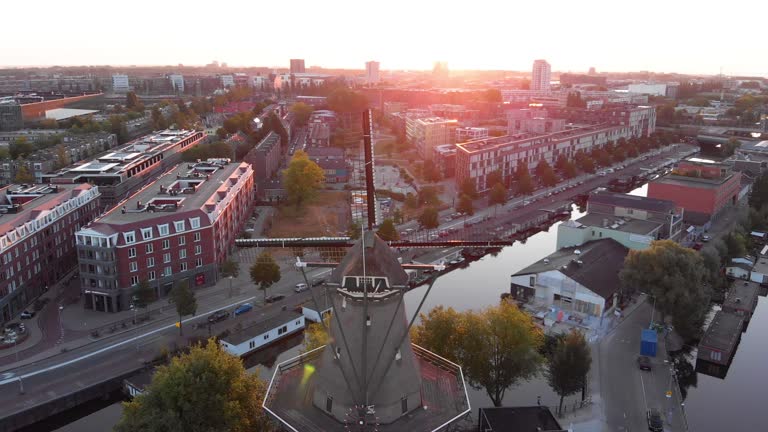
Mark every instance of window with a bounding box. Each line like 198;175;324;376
141;228;153;240
145;243;154;254
194;232;201;242
174;221;185;232
249;341;256;349
129;261;138;272
263;334;269;340
179;249;187;259
148;270;156;280
123;231;136;244
158;224;169;236
401;397;408;414
278;325;288;335
128;247;136;258
130;275;139;286
326;396;333;413
162;239;170;250
195;245;202;255
163;253;171;263
180;262;188;271
190;217;200;229
164;266;172;276
147;257;155;268
178;236;186;246
196;258;203;268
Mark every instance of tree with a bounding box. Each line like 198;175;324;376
404;193;419;209
132;279;155;312
347;221;361;239
619;240;712;341
250;252;281;302
412;300;543;407
749;172;768;211
114;340;273;432
54;144;70;169
301;318;330;354
282;150;325;208
169;280;197;336
722;137;741;157
418;186;441;207
392;208;404;224
546;330;592;414
489;183;507;212
289;102;314;126
376;218;399;241
9;138;34;159
220;259;240;279
14;164;34;184
126;91;143;111
487;170;504;189
418;207;439;230
460;179;478;199
483;89;502;103
724;231;747;258
457;194;474;216
515;161;534;195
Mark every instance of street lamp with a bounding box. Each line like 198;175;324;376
228;276;234;298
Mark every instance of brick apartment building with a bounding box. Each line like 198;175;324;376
244;131;282;184
0;183;101;323
42;129;205;208
75;159;254;312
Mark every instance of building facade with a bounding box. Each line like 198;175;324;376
244;132;282;183
42;129;205;208
405;116;457;160
0;99;23;132
455;127;488;143
168;74;184;93
0;183;101;323
290;59;306;74
112;74;130;93
75;160;255;312
532;59;552;92
365;61;380;85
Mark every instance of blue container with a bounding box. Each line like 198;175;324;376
640;328;658;357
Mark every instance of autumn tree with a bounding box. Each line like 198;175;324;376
489;183;507;214
282;150;325;208
457;194;474;216
250;252;281;302
418;207;439;230
546;330;592;414
460;178;478;199
114;340;274;432
376;218;400;241
620;240;712;341
412;300;543;407
301;317;330;354
515;161;534;195
14;164;34;184
347;221;362;239
486;170;504;189
169;280;197;336
289;102;314;126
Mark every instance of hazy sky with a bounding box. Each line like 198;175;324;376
3;0;765;76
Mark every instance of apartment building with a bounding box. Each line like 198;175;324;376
405;116;458;160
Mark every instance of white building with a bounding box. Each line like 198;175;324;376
726;257;754;280
220;74;235;88
455;127;488;142
219;311;305;357
365;61;380;84
627;83;668;97
531;59;551;92
168;74;184;93
112;74;129;93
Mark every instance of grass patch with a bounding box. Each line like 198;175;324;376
267;191;350;238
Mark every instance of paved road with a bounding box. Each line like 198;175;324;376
601;300;687;432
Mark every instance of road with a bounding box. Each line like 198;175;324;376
601;300;687;432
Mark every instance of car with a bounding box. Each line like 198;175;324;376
647;408;663;432
637;355;652;371
20;310;34;320
265;295;285;304
233;303;253;316
295;283;309;293
311;277;326;287
207;310;229;324
597;171;607;176
702;234;712;242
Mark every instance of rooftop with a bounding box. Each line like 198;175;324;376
96;159;250;225
652;174;734;189
457;123;617;154
572;212;663;235
0;183;96;238
44;108;99;121
220;311;302;345
723;280;760;312
699;310;744;352
513;239;629;299
751;255;768;276
478;406;565;432
589;190;678;214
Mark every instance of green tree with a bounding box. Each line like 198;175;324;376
126;91;143;111
54;144;70;169
220;259;240;279
392;208;404;224
460;178;478;199
114;340;273;432
515;161;534;195
347;221;362;239
169;280;197;336
749;172;768;211
418;186;441;207
376;218;400;241
250;252;281;302
619;240;712;341
404;193;419;209
301;318;330;354
489;182;507;212
132;279;155;312
487;170;504;189
289;102;314;126
546;330;592;414
412;300;543;407
9;138;34;159
724;231;747;258
282;150;325;208
722;137;741;157
418;207;439;230
457;194;474;216
14;164;34;184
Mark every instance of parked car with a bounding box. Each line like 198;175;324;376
295;283;309;293
20;310;34;320
311;277;326;287
646;409;663;432
702;234;711;242
265;295;285;304
207;310;230;324
233;303;253;316
598;171;607;177
637;355;652;371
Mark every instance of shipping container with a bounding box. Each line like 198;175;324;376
640;328;658;357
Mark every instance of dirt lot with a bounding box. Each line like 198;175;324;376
267;191;350;238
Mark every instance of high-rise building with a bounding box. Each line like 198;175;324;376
290;59;306;74
75;159;255;312
168;74;185;93
365;60;380;84
433;61;449;80
112;74;130;93
0;98;23;132
405;117;458;160
531;59;552;91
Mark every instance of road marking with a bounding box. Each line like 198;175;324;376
640;371;648;411
0;295;257;385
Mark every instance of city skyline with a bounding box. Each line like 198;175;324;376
2;0;765;77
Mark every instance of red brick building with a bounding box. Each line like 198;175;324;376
648;159;742;224
76;159;254;312
0;183;101;323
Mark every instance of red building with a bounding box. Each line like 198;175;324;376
648;159;742;224
76;159;254;312
0;183;101;323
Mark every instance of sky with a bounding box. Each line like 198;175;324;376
2;0;766;77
